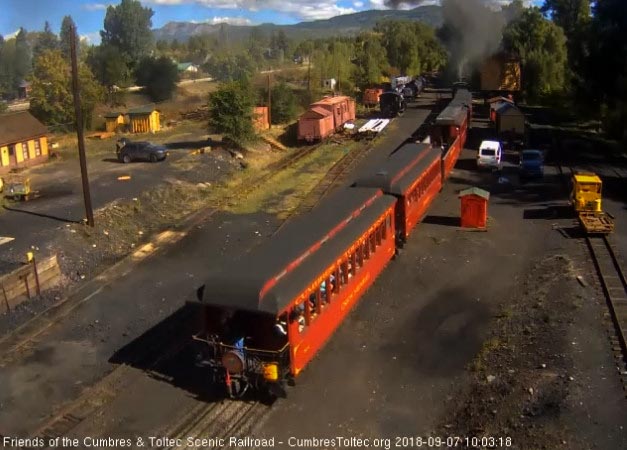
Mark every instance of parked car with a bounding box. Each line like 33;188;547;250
477;140;502;170
116;139;167;163
519;149;544;178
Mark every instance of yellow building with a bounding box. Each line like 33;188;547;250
480;54;521;92
0;111;49;173
104;112;125;132
128;105;161;134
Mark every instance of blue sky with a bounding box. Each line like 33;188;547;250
1;0;542;44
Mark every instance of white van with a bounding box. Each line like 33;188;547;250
477;140;502;170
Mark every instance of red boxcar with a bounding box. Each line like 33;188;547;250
297;107;335;142
191;187;396;398
310;95;356;130
354;143;442;242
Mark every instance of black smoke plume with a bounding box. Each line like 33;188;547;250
384;0;519;78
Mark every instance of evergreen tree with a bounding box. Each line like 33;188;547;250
59;16;78;61
101;0;154;64
134;56;179;102
14;28;32;85
33;22;59;59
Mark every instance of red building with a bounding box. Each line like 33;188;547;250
459;187;490;229
298;95;356;141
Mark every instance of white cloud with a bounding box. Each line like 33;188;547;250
4;29;20;39
80;32;102;44
143;0;356;21
190;16;252;25
354;1;364;7
368;0;389;8
83;3;108;11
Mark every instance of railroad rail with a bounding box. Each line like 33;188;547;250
586;235;627;395
29;308;196;448
273;140;377;235
556;162;627;396
156;399;270;450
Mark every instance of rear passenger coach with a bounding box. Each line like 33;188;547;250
190;187;396;398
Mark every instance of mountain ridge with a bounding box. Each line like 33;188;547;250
153;5;443;43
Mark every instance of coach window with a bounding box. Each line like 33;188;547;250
340;260;349;285
382;218;387;240
313;284;323;312
375;225;382;246
333;267;340;294
357;245;364;267
350;253;357;277
292;303;306;332
370;231;376;252
363;240;370;260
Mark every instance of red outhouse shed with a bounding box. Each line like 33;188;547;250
459;187;490;229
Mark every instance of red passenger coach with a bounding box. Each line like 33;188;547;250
432;105;469;179
431;88;471;180
354;143;441;242
190;187;396;398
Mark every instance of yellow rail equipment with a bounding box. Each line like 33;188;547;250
571;172;614;234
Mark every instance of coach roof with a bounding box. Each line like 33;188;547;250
435;104;468;126
194;187;395;314
353;143;441;196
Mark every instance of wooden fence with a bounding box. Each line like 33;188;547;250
0;255;61;314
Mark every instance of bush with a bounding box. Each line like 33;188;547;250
208;79;257;144
135;56;179;102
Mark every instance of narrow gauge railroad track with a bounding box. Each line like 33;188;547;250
238;142;324;197
30;307;196;448
556;162;627;396
8;142;326;447
273;139;377;235
586;235;627;395
1;143;324;359
4;141;338;448
155;398;270;450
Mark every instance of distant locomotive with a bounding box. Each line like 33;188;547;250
379;91;407;118
190;89;472;399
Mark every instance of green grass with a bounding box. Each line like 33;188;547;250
224;141;356;217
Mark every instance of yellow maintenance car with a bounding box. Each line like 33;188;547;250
0;174;34;201
571;172;614;234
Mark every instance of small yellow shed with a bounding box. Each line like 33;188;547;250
104;112;125;132
128;105;161;134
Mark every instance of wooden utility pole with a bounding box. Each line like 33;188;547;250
307;52;312;94
267;74;272;129
70;25;94;227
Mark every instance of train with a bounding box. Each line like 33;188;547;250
189;88;472;399
379;91;407;118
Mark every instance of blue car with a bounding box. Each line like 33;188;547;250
519;149;544;178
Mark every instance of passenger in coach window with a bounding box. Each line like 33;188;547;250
274;318;287;336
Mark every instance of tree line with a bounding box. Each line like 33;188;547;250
1;0;624;142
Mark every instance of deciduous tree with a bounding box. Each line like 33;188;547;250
503;8;568;100
352;33;388;89
29;49;103;130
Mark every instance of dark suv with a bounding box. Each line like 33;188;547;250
116;139;167;163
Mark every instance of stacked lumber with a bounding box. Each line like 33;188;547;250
181;106;209;121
